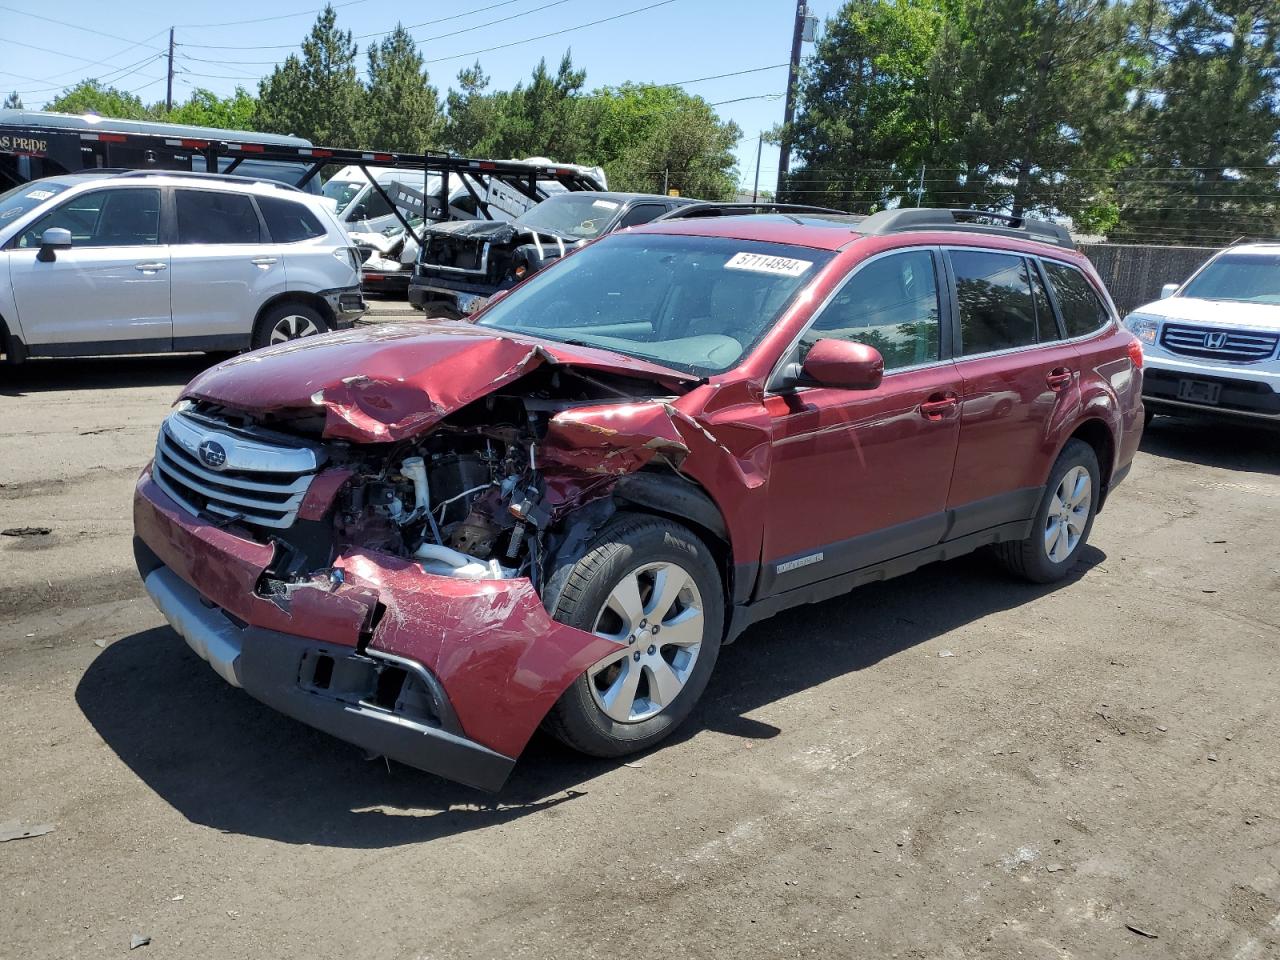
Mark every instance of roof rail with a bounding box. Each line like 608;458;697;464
112;169;303;191
661;201;851;220
857;208;1074;250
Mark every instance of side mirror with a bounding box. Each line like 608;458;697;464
801;338;884;390
37;227;73;263
1160;282;1179;299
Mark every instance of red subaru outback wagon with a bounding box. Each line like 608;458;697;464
133;207;1144;790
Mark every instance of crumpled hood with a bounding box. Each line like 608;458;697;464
180;321;696;443
1131;296;1280;330
422;219;520;243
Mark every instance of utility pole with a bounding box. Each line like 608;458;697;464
776;0;807;195
752;133;764;203
166;27;175;113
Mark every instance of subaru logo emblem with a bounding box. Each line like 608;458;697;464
198;439;227;469
1204;331;1228;350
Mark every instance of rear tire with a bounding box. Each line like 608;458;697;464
542;514;724;758
995;439;1100;584
251;302;329;351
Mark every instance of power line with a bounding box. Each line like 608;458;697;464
176;0;368;29
0;6;168;52
177;0;537;51
182;0;574;64
423;0;681;65
672;64;788;86
709;93;784;106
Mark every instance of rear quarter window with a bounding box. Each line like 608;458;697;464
258;195;326;243
1044;262;1110;338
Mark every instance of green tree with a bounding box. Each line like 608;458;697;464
591;84;741;198
442;61;504;155
779;0;950;210
935;0;1136;218
254;4;362;143
363;24;442;152
1114;0;1280;243
165;87;257;129
45;80;152;120
3;92;22;110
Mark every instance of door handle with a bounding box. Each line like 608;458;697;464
919;392;959;421
1046;367;1074;391
134;262;167;272
251;257;278;266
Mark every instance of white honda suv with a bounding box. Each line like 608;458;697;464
0;171;365;361
1123;243;1280;425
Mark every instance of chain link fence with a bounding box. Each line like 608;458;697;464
1078;243;1220;315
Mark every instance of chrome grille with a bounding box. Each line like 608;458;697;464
1160;323;1279;363
152;412;319;529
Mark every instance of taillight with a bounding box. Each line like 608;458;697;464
1127;334;1144;370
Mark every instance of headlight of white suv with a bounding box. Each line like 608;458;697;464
1124;314;1160;344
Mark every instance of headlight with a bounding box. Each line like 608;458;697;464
1124;314;1159;345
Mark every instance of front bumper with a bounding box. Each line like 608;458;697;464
133;470;619;790
1143;363;1280;421
321;284;368;328
140;562;514;790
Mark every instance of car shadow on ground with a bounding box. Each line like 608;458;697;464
1141;414;1279;475
0;354;217;396
76;547;1102;849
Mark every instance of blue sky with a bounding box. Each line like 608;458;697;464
2;0;846;191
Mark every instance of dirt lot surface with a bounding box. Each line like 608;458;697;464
2;310;1277;959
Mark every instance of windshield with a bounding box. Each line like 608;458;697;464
514;194;623;239
322;179;364;214
1182;253;1280;305
0;181;71;228
476;233;833;376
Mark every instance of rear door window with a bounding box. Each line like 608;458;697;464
175;189;262;245
1028;260;1063;342
802;249;942;370
949;250;1038;355
258;195;326;243
1043;262;1110;337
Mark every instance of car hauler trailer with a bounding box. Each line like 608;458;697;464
2;111;607;296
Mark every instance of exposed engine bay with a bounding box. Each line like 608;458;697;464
169;362;695;608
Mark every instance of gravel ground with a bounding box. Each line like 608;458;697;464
1;320;1277;960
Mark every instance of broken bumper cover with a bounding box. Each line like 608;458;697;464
139;564;514;791
133;470;621;791
321;285;368;327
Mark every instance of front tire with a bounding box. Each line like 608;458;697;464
251;302;329;351
995;439;1100;584
542;515;724;758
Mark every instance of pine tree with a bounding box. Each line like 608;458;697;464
3;92;22;110
254;4;362;144
1115;0;1280;244
363;24;442;152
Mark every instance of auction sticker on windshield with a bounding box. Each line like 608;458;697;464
725;251;813;277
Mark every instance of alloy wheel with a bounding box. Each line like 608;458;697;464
269;314;322;344
588;561;705;724
1044;465;1091;563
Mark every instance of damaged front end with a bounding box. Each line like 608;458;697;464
411;219;581;315
134;327;734;790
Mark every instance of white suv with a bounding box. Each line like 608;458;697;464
0;171;365;360
1124;243;1280;424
